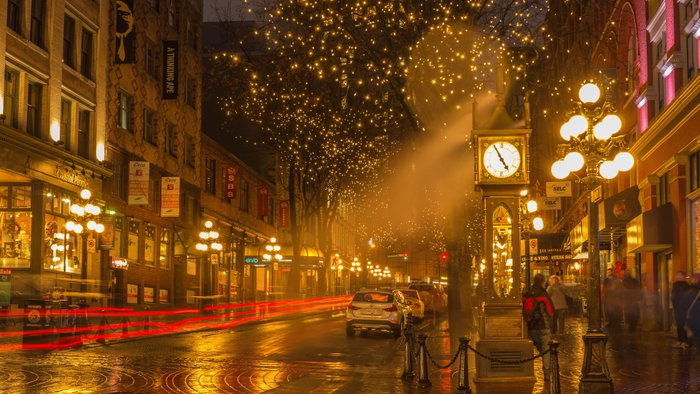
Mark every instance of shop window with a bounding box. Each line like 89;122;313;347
80;29;94;79
160;229;170;269
143;107;156;145
43;214;79;273
30;0;45;48
63;16;76;68
7;0;21;34
4;69;19;128
13;186;31;208
0;187;8;208
127;220;140;263
144;224;156;266
159;288;169;304
60;100;72;151
144;286;155;303
0;211;31;268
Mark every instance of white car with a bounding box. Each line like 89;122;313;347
398;289;425;322
346;289;412;338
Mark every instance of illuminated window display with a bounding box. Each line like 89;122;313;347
492;204;514;298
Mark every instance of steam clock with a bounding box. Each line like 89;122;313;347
473;98;535;382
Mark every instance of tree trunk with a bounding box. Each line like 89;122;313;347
286;160;301;297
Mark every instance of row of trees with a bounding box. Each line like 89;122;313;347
208;0;549;301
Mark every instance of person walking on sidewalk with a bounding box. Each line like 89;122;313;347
622;271;643;333
547;275;568;335
523;273;554;380
672;271;691;349
686;274;700;349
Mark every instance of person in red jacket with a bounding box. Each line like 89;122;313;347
523;273;554;380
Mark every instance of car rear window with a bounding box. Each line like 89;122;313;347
409;284;435;292
400;290;418;298
353;292;394;303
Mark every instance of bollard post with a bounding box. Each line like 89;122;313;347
96;314;107;344
144;306;150;332
549;340;561;394
417;334;432;387
457;337;471;393
401;313;415;381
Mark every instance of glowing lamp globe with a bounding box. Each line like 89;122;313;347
564;151;585;172
579;83;601;103
593;122;613;140
599;160;619;179
95;224;105;233
209;231;219;239
526;200;538;213
568;115;589;137
204;220;213;229
80;189;92;200
74;224;84;234
66;221;75;231
560;122;573;141
199;231;209;240
614;151;634;172
532;217;544;231
87;220;97;231
602;114;622;135
551;160;570;179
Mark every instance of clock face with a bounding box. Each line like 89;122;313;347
483;142;521;178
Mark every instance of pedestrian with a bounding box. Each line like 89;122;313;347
547;275;568;335
523;273;554;380
686;274;700;349
672;271;691;348
603;264;623;330
621;271;642;333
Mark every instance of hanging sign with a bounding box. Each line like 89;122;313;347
115;0;135;64
279;200;289;228
539;197;561;210
160;177;180;217
224;164;238;199
546;181;572;197
86;237;97;253
128;161;149;205
162;40;179;99
257;186;269;217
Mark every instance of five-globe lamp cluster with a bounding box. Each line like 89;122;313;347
66;189;104;235
195;220;223;252
551;83;634;182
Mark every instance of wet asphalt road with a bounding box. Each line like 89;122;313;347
0;310;414;393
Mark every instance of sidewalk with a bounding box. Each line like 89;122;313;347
400;314;700;393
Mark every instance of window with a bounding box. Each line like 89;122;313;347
143;108;156;145
60;100;72;150
167;0;178;30
691;151;700;192
160;229;170;269
127;220;140;263
184;134;195;167
63;16;76;68
7;0;21;34
27;82;42;137
145;39;158;79
81;29;94;79
77;109;91;159
4;69;19;128
658;173;669;206
205;157;216;194
144;225;156;266
30;0;45;47
165;122;176;157
240;179;249;212
118;90;133;131
0;185;32;269
111;163;127;200
185;75;196;108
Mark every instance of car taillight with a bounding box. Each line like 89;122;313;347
383;304;398;312
348;303;360;310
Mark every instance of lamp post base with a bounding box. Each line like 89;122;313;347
579;329;613;394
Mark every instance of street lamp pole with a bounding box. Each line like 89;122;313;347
520;190;543;291
196;220;223;310
551;82;634;393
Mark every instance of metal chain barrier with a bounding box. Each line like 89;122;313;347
424;344;462;369
467;343;552;365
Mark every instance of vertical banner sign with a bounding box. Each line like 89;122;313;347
160;177;180;217
279;200;290;228
162;40;178;99
115;0;135;64
257;186;269;217
0;268;11;307
224;164;238;199
128;161;149;205
99;215;114;249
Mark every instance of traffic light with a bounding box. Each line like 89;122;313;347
403;252;408;261
440;252;448;262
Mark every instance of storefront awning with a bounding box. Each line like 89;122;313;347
244;244;325;266
627;203;673;253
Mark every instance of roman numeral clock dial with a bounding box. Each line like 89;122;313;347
483;141;521;178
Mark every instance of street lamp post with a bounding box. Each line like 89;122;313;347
551;82;633;393
64;189;105;296
262;237;283;299
520;189;544;291
196;220;223;310
350;257;361;291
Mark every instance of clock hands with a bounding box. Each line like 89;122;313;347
493;145;509;170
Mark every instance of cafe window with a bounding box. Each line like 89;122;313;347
0;185;32;269
4;69;19;128
160;229;170;269
144;224;156;266
127;220;140;262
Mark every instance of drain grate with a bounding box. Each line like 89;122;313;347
489;351;523;371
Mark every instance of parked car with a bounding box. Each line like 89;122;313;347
398;288;425;322
346;289;412;338
408;282;447;312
